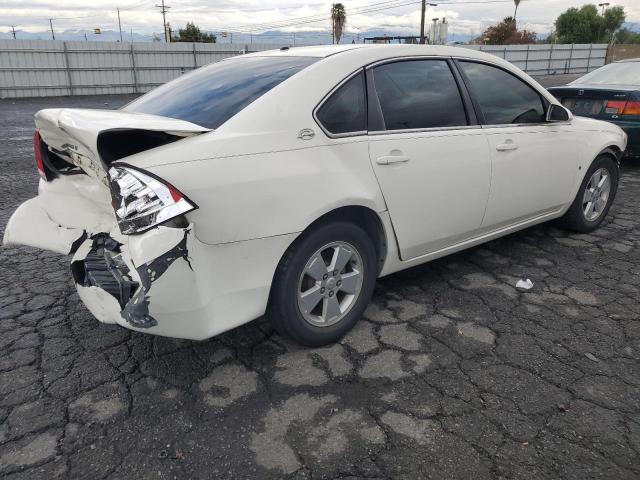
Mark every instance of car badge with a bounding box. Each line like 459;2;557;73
578;89;584;96
298;128;315;140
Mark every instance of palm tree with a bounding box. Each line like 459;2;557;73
513;0;521;24
331;3;347;44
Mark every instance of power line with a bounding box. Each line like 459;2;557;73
207;0;423;33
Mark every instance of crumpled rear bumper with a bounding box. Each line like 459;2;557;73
69;224;212;336
4;179;297;340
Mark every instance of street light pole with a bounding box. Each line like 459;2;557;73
598;2;609;16
597;2;610;43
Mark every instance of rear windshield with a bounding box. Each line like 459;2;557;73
124;56;318;129
573;62;640;86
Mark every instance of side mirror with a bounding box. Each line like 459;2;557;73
546;104;572;122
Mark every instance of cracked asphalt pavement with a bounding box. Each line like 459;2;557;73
1;93;640;480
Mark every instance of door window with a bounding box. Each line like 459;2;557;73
370;60;468;131
459;61;545;125
316;71;367;135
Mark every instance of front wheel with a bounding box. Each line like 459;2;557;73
268;221;378;347
559;155;619;233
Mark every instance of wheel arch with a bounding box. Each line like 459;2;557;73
598;145;623;165
297;205;389;276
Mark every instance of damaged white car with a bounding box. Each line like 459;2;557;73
3;45;627;346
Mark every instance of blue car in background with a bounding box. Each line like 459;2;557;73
548;58;640;159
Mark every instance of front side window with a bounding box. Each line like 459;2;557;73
124;56;318;129
370;60;468;131
459;61;545;125
316;71;366;135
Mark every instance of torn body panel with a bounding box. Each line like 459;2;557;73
67;225;297;339
4;185;296;339
71;227;191;330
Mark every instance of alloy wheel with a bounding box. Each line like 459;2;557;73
582;167;611;222
297;241;364;327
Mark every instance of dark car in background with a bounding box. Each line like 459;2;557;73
548;58;640;158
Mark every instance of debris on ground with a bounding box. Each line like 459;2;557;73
585;352;599;362
516;278;534;290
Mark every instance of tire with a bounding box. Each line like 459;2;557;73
559;154;619;233
268;221;378;347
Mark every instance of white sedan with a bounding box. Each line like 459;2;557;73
3;44;627;346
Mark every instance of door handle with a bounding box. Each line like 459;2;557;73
496;141;519;152
376;155;410;165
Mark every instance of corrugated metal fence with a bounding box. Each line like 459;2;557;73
0;39;609;99
0;40;286;98
464;43;608;76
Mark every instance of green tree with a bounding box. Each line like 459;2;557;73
173;22;216;43
331;3;347;44
473;17;536;45
554;4;625;43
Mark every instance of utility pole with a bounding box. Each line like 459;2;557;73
49;18;55;40
117;8;123;42
419;0;426;44
155;0;171;42
11;25;16;39
419;2;438;45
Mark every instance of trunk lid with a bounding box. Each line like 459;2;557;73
547;85;640;121
35;108;210;187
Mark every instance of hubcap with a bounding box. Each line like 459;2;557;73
297;241;364;328
582;168;611;222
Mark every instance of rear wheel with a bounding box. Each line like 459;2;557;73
559;155;619;233
268;221;378;347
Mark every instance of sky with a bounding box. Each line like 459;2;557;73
1;0;640;40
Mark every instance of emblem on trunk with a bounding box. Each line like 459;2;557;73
297;128;315;140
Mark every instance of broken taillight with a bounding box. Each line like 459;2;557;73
34;129;46;180
108;165;197;235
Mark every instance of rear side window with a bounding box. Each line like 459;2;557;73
316;72;366;135
124;56;318;129
459;61;545;125
370;60;467;131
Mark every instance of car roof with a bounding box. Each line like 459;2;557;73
244;43;494;61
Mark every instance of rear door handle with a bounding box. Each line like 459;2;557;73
376;155;410;165
496;141;519;152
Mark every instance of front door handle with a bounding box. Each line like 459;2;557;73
496;140;519;152
376;154;411;165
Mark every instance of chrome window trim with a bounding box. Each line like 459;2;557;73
312;54;570;140
368;125;480;136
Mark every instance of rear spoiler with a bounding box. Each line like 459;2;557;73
35;108;210;186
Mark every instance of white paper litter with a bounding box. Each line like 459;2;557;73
516;278;534;290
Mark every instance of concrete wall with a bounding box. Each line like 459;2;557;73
0;39;609;99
